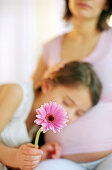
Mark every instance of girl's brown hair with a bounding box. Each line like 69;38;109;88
40;62;102;106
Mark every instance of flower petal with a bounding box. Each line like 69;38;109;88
34;101;68;133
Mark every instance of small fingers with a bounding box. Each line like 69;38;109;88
26;143;36;148
20;145;43;155
24;155;42;161
51;143;62;158
24;159;41;166
22;164;38;170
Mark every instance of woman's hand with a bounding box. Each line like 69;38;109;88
43;61;66;79
15;143;43;170
40;142;62;161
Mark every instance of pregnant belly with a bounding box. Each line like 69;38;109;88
62;150;112;163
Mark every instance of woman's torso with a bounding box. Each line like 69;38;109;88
43;28;112;162
43;29;103;66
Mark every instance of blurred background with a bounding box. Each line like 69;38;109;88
0;0;112;83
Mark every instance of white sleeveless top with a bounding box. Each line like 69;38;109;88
0;81;35;147
0;81;35;169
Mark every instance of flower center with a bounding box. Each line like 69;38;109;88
46;113;55;123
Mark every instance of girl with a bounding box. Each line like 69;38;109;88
0;61;101;169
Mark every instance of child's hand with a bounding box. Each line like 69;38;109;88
16;143;43;170
40;142;62;161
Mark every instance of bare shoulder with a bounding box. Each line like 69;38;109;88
0;84;23;133
0;83;23;102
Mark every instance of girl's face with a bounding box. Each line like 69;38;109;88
42;83;92;124
68;0;107;20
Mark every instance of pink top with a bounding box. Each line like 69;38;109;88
43;28;112;155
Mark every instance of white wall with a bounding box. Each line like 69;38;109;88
1;0;111;83
0;0;71;83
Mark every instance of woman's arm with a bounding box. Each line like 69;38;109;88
62;150;112;163
32;55;48;90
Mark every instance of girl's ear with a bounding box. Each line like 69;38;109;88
41;78;54;94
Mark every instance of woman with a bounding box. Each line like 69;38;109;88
32;0;112;88
0;62;102;169
32;0;112;169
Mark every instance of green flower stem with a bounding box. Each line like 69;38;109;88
35;127;42;149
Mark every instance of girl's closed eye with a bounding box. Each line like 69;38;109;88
63;100;74;107
63;96;75;107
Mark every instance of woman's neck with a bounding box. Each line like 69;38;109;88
71;17;101;39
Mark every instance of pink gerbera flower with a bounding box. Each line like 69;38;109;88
34;101;68;133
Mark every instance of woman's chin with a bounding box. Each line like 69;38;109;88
73;12;94;21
